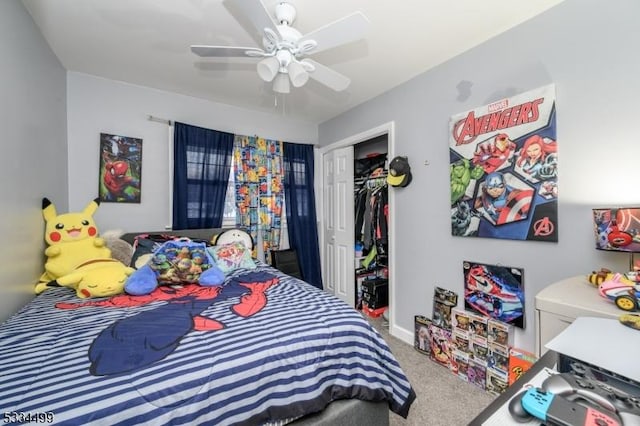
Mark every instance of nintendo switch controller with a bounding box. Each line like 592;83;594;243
542;373;640;425
508;370;640;425
509;387;622;425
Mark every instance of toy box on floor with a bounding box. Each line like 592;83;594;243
468;311;489;340
453;349;470;382
361;303;386;318
432;286;457;329
417;287;537;395
428;324;452;369
414;315;432;355
508;347;537;385
468;358;487;390
356;269;377;309
361;277;388;310
488;342;509;375
486;368;509;396
451;328;471;353
452;307;470;333
488;318;514;347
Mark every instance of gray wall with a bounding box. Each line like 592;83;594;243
0;0;68;322
319;0;640;352
66;72;316;232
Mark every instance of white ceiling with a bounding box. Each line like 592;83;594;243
22;0;564;125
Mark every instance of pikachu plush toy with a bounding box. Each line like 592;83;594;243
35;197;113;295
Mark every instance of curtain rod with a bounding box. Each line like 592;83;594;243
148;115;173;126
147;114;318;146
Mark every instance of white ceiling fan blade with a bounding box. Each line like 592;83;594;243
227;0;280;43
304;59;350;92
299;11;369;55
191;45;264;57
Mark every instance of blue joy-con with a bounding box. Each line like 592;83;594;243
520;387;555;421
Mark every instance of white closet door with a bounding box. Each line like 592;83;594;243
323;146;355;306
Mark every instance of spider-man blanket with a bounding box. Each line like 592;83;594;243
0;264;415;425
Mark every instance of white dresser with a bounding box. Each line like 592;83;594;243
535;275;624;357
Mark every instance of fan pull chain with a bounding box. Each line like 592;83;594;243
274;95;286;116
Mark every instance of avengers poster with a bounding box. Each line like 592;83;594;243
463;261;525;329
449;84;557;242
99;133;142;203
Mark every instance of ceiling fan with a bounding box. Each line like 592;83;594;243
191;0;369;94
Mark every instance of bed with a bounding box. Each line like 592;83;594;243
0;229;415;425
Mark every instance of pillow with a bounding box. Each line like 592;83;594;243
129;233;212;269
207;241;256;273
125;238;224;296
130;234;176;269
212;228;254;251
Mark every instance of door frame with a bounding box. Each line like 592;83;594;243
317;121;398;337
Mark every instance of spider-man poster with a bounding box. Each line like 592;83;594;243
463;260;525;329
99;133;142;203
450;84;558;242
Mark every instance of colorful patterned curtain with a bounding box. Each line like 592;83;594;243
233;135;284;261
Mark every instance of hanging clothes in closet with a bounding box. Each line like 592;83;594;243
354;154;388;268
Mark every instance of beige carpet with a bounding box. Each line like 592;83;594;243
367;316;496;426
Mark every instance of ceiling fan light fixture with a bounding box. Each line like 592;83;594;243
275;49;292;72
273;73;291;94
257;56;280;82
191;1;369;94
288;61;309;87
275;2;296;25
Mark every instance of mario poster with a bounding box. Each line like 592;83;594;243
449;84;557;242
99;133;142;203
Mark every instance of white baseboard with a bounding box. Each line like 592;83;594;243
390;323;414;346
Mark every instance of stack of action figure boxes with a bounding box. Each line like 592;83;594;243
414;287;537;395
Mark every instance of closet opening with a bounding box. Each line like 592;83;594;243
320;121;396;335
354;136;389;321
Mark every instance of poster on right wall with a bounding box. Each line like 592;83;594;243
463;260;525;329
449;84;558;242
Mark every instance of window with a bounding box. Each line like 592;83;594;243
182;148;231;228
172;122;234;230
222;165;236;226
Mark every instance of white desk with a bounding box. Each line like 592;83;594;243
535;275;623;357
473;316;640;425
468;350;558;425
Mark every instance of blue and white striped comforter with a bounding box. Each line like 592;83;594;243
0;264;415;425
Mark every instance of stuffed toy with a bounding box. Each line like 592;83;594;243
588;267;635;287
51;258;135;298
208;228;257;274
102;229;134;266
212;228;254;251
36;197;112;293
125;238;224;296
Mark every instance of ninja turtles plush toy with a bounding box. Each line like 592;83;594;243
124;238;224;296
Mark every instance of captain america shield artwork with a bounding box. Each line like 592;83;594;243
449;84;558;242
